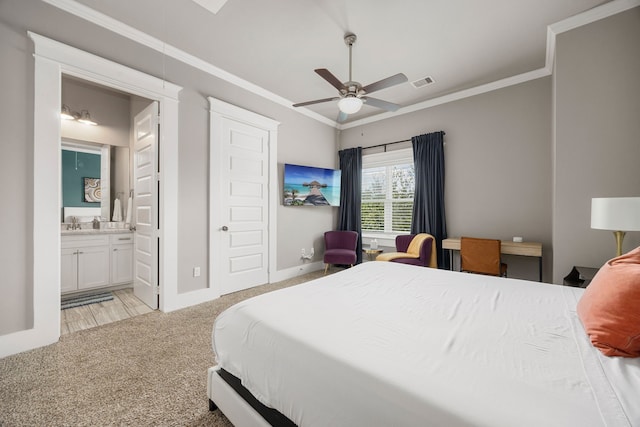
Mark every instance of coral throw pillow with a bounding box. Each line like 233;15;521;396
577;246;640;357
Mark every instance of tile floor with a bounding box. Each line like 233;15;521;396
61;288;153;335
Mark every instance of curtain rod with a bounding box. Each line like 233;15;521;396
362;132;446;152
363;139;410;151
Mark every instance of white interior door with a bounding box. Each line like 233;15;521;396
219;118;269;295
133;101;159;309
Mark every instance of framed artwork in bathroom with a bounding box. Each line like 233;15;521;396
83;177;101;203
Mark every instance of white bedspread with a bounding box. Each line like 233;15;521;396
212;262;639;427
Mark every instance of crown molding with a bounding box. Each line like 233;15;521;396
41;0;337;128
43;0;638;130
550;0;640;35
339;68;550;130
341;0;640;130
543;0;640;76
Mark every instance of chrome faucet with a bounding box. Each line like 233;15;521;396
67;216;81;230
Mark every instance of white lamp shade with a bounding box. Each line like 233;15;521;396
591;197;640;231
338;96;363;114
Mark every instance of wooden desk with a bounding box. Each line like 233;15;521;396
442;238;543;281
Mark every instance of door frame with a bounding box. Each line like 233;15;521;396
208;98;279;298
0;32;181;358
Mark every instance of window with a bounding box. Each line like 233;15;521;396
361;148;414;234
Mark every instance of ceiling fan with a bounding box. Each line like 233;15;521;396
293;32;408;123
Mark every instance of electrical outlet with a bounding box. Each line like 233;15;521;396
193;267;201;277
301;247;314;260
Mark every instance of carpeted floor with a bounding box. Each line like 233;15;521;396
0;270;329;426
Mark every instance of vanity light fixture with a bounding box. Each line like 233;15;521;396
78;110;97;126
60;104;75;120
61;104;98;125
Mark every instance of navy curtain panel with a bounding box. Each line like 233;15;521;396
411;131;448;269
338;147;363;264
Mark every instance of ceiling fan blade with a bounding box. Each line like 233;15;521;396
362;97;401;112
315;69;346;92
361;73;408;94
337;111;348;123
293;97;340;108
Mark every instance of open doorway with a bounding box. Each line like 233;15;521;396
59;76;158;334
21;32;182;356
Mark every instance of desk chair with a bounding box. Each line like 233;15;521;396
323;230;358;274
460;236;507;277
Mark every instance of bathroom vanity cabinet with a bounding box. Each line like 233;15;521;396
61;232;133;294
110;233;134;285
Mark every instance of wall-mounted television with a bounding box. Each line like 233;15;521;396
283;163;341;207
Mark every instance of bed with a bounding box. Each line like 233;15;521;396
208;261;640;426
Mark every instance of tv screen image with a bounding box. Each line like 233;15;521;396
283;163;341;206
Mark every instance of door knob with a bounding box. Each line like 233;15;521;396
221;226;229;231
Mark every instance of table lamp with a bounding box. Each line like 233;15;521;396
591;197;640;256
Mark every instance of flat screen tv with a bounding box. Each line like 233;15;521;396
283;163;341;206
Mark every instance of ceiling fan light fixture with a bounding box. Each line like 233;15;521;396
338;96;363;114
292;32;406;119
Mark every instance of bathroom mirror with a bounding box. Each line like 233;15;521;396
61;139;130;223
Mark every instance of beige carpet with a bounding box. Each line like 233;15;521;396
0;270;329;426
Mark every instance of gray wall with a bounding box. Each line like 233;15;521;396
61;77;131;147
341;77;553;282
0;9;35;334
553;8;640;283
0;0;336;334
342;6;640;284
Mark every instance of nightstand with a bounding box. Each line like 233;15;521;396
563;266;599;288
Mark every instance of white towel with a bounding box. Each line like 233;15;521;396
112;198;122;222
125;196;132;225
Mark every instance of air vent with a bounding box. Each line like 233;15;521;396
411;76;435;88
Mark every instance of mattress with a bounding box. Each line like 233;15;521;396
212;261;640;427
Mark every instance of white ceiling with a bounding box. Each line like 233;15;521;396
73;0;608;125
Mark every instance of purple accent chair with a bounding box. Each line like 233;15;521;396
390;234;434;267
323;230;358;274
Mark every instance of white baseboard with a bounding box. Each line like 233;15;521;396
270;261;323;283
163;262;322;313
162;287;221;313
0;326;59;360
